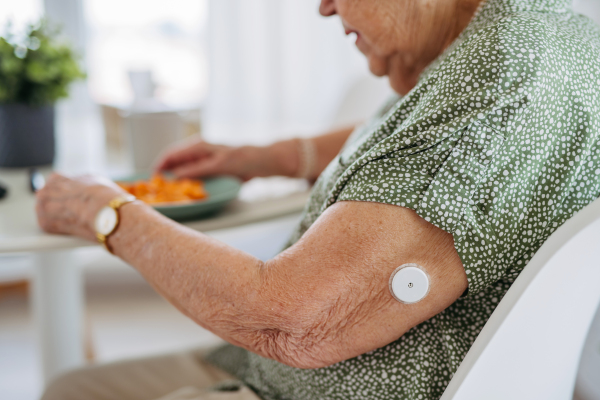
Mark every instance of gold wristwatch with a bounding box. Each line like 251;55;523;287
94;194;137;254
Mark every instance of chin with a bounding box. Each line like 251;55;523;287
367;56;387;78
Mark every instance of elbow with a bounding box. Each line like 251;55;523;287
254;328;343;369
250;314;346;369
250;259;358;369
251;262;333;368
248;299;410;369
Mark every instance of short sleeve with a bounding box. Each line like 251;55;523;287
330;18;551;296
337;119;508;296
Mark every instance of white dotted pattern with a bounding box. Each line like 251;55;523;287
208;1;600;399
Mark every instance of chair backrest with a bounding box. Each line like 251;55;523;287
441;197;600;400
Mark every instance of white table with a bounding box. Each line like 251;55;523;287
0;169;309;384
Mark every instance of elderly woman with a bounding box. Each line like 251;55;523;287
38;0;600;399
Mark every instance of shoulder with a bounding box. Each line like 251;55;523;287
411;9;600;126
429;15;543;99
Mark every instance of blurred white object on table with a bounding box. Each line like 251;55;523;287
124;108;185;173
100;69;202;174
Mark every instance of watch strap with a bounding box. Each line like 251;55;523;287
109;194;136;210
96;194;137;254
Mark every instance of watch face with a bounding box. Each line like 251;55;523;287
95;206;118;236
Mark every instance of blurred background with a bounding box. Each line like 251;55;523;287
0;0;599;399
0;0;394;177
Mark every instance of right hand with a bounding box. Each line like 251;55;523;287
154;138;263;181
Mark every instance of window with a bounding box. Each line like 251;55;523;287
84;0;208;106
0;0;43;33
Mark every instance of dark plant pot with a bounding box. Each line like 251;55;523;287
0;103;55;168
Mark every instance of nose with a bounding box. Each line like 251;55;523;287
319;0;336;17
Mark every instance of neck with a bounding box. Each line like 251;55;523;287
452;0;485;46
392;0;484;95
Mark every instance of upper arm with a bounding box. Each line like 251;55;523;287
260;200;467;369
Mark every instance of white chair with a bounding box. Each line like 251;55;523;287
441;197;600;400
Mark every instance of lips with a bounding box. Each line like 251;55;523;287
342;20;359;37
345;28;358;38
345;28;360;45
342;20;362;46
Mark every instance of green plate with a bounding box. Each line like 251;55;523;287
116;174;242;221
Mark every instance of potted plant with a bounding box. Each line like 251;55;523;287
0;22;85;167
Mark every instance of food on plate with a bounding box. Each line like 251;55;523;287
117;175;208;205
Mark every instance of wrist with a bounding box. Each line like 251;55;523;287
86;187;129;239
230;145;265;180
104;200;148;256
265;140;300;177
234;144;296;179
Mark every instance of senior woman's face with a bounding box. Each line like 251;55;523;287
320;0;479;95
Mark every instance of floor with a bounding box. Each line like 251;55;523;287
0;281;223;400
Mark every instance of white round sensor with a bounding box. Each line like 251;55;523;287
389;264;430;304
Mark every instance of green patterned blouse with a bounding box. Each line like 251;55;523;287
208;0;600;399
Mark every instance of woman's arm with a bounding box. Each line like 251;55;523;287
304;125;356;179
37;174;467;369
155;125;355;181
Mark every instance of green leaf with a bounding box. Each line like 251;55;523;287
0;19;85;106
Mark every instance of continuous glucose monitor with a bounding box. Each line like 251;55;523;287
389;263;430;304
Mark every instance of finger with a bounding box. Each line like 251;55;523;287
35;183;49;200
36;199;59;233
171;158;221;178
155;142;211;172
155;151;194;173
154;151;178;172
35;193;48;219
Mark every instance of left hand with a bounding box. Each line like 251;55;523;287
36;173;126;241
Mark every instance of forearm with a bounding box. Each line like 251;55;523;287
108;202;302;360
250;125;355;180
310;125;355;178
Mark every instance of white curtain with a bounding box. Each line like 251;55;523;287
204;0;393;145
